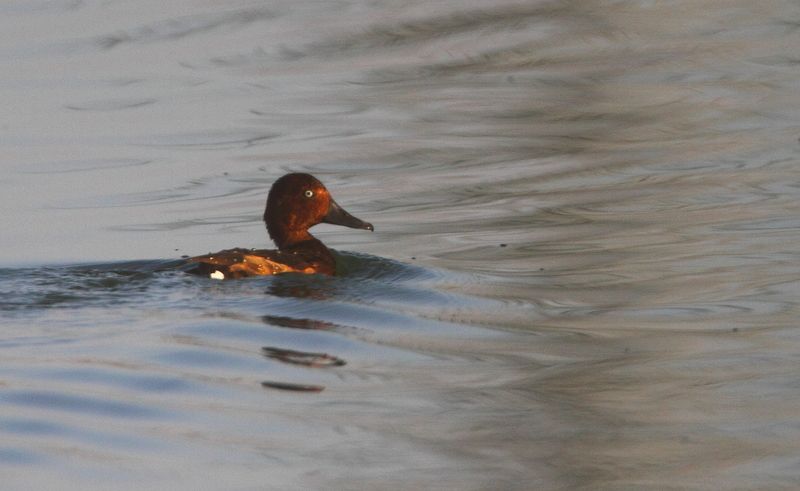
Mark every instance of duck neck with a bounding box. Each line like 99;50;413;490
267;223;314;250
266;222;336;274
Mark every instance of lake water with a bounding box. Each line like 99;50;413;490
1;0;800;489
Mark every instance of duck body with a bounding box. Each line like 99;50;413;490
183;173;372;279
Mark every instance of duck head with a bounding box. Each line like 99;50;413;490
263;173;373;249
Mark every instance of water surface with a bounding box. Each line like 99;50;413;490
1;0;800;489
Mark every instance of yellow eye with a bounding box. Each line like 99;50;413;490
304;190;314;198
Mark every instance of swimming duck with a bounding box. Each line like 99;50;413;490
184;173;373;279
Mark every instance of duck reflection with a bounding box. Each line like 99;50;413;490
263;275;336;302
258;314;352;392
261;347;345;367
260;314;339;331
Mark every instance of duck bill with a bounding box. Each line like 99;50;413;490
323;198;373;231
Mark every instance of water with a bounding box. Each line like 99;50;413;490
1;0;800;489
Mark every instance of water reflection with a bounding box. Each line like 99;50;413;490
261;347;346;367
263;276;335;302
261;314;339;331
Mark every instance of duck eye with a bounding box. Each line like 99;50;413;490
304;190;314;198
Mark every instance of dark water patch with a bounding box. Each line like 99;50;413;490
0;262;191;312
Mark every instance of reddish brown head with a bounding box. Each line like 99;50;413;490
263;173;373;249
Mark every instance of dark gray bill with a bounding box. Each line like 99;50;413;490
323;198;374;231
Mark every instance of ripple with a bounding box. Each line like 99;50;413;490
285;3;561;59
715;216;800;232
129;130;280;149
1;1;800;488
19;158;151;175
94;7;277;49
51;173;265;209
0;0;81;15
0;417;158;450
0;390;169;419
64;97;156;111
152;348;265;371
26;367;193;393
0;447;42;465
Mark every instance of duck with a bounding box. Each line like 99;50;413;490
183;173;373;279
